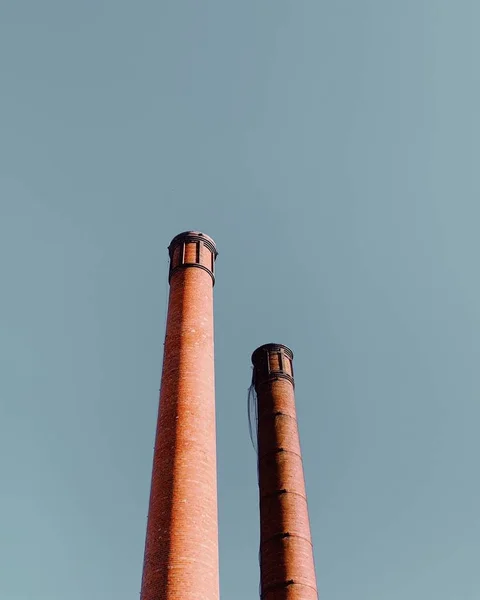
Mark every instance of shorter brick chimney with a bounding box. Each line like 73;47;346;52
252;343;318;600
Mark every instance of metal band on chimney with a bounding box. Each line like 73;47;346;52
168;231;218;285
261;581;319;599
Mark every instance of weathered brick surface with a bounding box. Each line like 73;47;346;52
253;345;318;600
141;234;219;600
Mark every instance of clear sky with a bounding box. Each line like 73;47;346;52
1;2;479;599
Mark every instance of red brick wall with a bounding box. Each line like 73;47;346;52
141;233;219;600
253;345;318;600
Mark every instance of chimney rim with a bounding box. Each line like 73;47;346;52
168;231;217;255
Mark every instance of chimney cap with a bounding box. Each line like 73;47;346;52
168;231;217;255
251;343;294;365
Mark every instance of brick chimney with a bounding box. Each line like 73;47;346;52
140;231;219;600
252;344;318;600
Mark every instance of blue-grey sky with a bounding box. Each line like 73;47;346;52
1;2;479;599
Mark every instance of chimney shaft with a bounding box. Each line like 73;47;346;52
141;232;219;600
252;344;318;600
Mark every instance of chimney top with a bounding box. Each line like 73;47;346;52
251;344;295;387
251;343;294;365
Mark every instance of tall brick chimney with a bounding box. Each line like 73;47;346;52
251;344;318;600
140;231;219;600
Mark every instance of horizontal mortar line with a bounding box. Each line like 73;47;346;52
143;555;217;569
260;531;314;548
260;489;308;502
255;374;295;386
258;448;304;461
261;580;318;598
257;411;298;422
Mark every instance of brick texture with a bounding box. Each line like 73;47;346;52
252;345;318;600
140;233;219;600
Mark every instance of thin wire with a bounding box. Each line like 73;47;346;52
247;367;261;597
247;382;258;453
162;257;169;341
